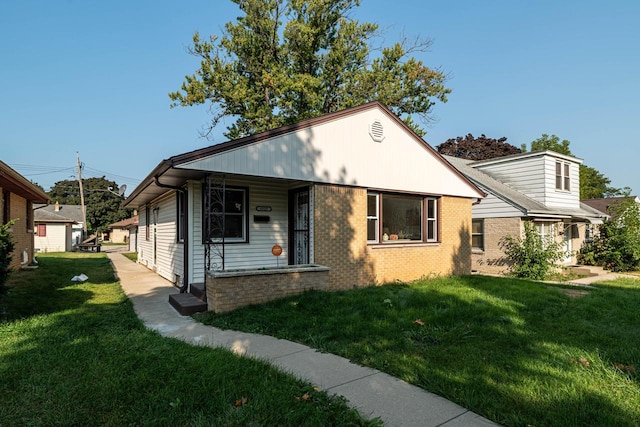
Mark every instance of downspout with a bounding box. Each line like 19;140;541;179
154;175;189;294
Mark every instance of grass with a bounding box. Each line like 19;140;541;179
196;275;640;427
122;251;138;262
0;253;378;426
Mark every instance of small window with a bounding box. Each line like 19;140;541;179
367;193;379;242
36;224;46;237
555;161;571;191
472;219;484;250
176;192;186;242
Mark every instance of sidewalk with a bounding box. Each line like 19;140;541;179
106;250;499;427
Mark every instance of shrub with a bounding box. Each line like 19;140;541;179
500;221;566;280
579;198;640;272
0;220;16;293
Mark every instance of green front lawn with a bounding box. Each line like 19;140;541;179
0;253;378;426
196;275;640;427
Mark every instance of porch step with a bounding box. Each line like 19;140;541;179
169;293;208;316
565;266;599;277
189;282;206;301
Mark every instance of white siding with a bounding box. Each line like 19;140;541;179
543;156;581;208
35;223;71;252
137;193;184;285
177;106;483;199
472;192;524;218
192;178;291;277
475;155;547;204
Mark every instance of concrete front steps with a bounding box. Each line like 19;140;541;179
168;283;207;315
564;265;604;277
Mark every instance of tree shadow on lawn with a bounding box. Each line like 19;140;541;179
427;275;640;426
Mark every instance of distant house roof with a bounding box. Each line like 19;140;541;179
582;196;640;215
0;160;49;203
34;203;84;223
445;155;607;222
107;215;139;229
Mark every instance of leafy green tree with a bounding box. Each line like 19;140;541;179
0;221;16;294
436;134;520;160
169;0;450;139
48;177;131;233
522;133;622;199
500;221;566;280
578;196;640;271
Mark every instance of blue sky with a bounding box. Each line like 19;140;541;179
2;0;638;195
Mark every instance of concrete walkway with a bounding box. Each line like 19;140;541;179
104;249;498;427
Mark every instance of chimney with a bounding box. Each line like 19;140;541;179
54;201;60;212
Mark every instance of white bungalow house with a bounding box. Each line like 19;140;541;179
124;102;485;313
445;151;607;274
34;202;84;253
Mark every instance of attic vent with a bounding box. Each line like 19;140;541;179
369;120;385;142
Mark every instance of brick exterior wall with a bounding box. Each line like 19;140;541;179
313;184;473;289
2;191;34;271
472;217;521;275
207;267;329;313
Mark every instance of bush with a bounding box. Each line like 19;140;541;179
500;221;566;280
579;198;640;272
0;220;16;293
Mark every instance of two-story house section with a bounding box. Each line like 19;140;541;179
445;151;607;275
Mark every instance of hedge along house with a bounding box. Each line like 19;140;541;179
123;102;485;313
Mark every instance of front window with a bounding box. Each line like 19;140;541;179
368;192;438;243
472;219;484;250
535;222;555;246
205;187;248;243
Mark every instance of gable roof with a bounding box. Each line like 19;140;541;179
582;196;640;215
445;155;607;222
34;204;84;223
125;102;484;208
107;215;139;229
0;160;49;203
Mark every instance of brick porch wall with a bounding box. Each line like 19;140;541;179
207;267;329;313
313;184;473;288
472;217;521;275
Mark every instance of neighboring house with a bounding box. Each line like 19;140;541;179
105;215;139;246
582;196;640;217
34;202;84;252
0;160;49;269
445;151;607;275
123;102;485;313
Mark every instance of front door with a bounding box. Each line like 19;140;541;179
289;187;310;265
563;224;573;264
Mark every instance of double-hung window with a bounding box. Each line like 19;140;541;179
367;192;438;243
204;186;248;243
555;161;570;191
471;219;484;250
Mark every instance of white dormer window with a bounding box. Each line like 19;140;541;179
555;161;570;191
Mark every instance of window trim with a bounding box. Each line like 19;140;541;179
367;191;439;245
176;191;186;243
471;218;484;251
555;161;571;191
203;185;249;244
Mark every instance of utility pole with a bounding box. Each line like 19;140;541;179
76;153;87;240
